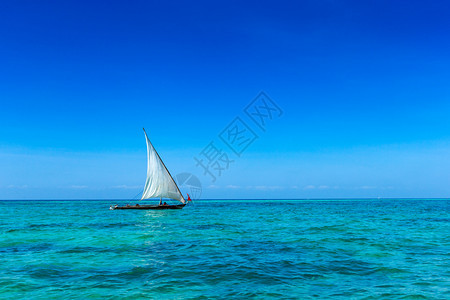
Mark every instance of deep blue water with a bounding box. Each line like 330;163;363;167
0;199;449;299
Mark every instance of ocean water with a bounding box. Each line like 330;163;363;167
0;199;449;299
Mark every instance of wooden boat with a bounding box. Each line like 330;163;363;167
112;204;186;210
110;128;189;210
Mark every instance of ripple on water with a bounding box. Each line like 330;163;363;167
0;199;449;299
0;242;55;254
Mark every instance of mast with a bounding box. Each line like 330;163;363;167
142;128;186;203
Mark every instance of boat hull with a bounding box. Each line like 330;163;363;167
111;204;186;210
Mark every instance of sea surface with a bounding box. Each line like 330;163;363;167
0;199;449;299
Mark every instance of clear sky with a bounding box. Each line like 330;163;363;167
1;0;449;199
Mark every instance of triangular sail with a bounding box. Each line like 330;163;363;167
141;129;185;204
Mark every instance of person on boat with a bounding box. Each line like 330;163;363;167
163;202;167;206
136;203;140;207
159;198;162;206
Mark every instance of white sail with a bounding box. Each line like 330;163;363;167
141;129;185;204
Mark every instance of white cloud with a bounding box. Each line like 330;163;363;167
226;185;240;189
242;185;284;190
253;185;283;191
6;184;29;189
111;185;141;189
70;185;88;189
303;185;316;190
358;185;377;190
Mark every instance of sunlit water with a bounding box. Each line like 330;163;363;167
0;199;449;299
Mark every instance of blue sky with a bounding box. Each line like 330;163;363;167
1;0;449;199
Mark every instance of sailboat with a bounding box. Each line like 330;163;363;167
111;128;187;210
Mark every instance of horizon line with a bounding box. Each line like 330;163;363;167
0;198;449;201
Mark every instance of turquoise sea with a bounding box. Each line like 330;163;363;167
0;199;449;299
